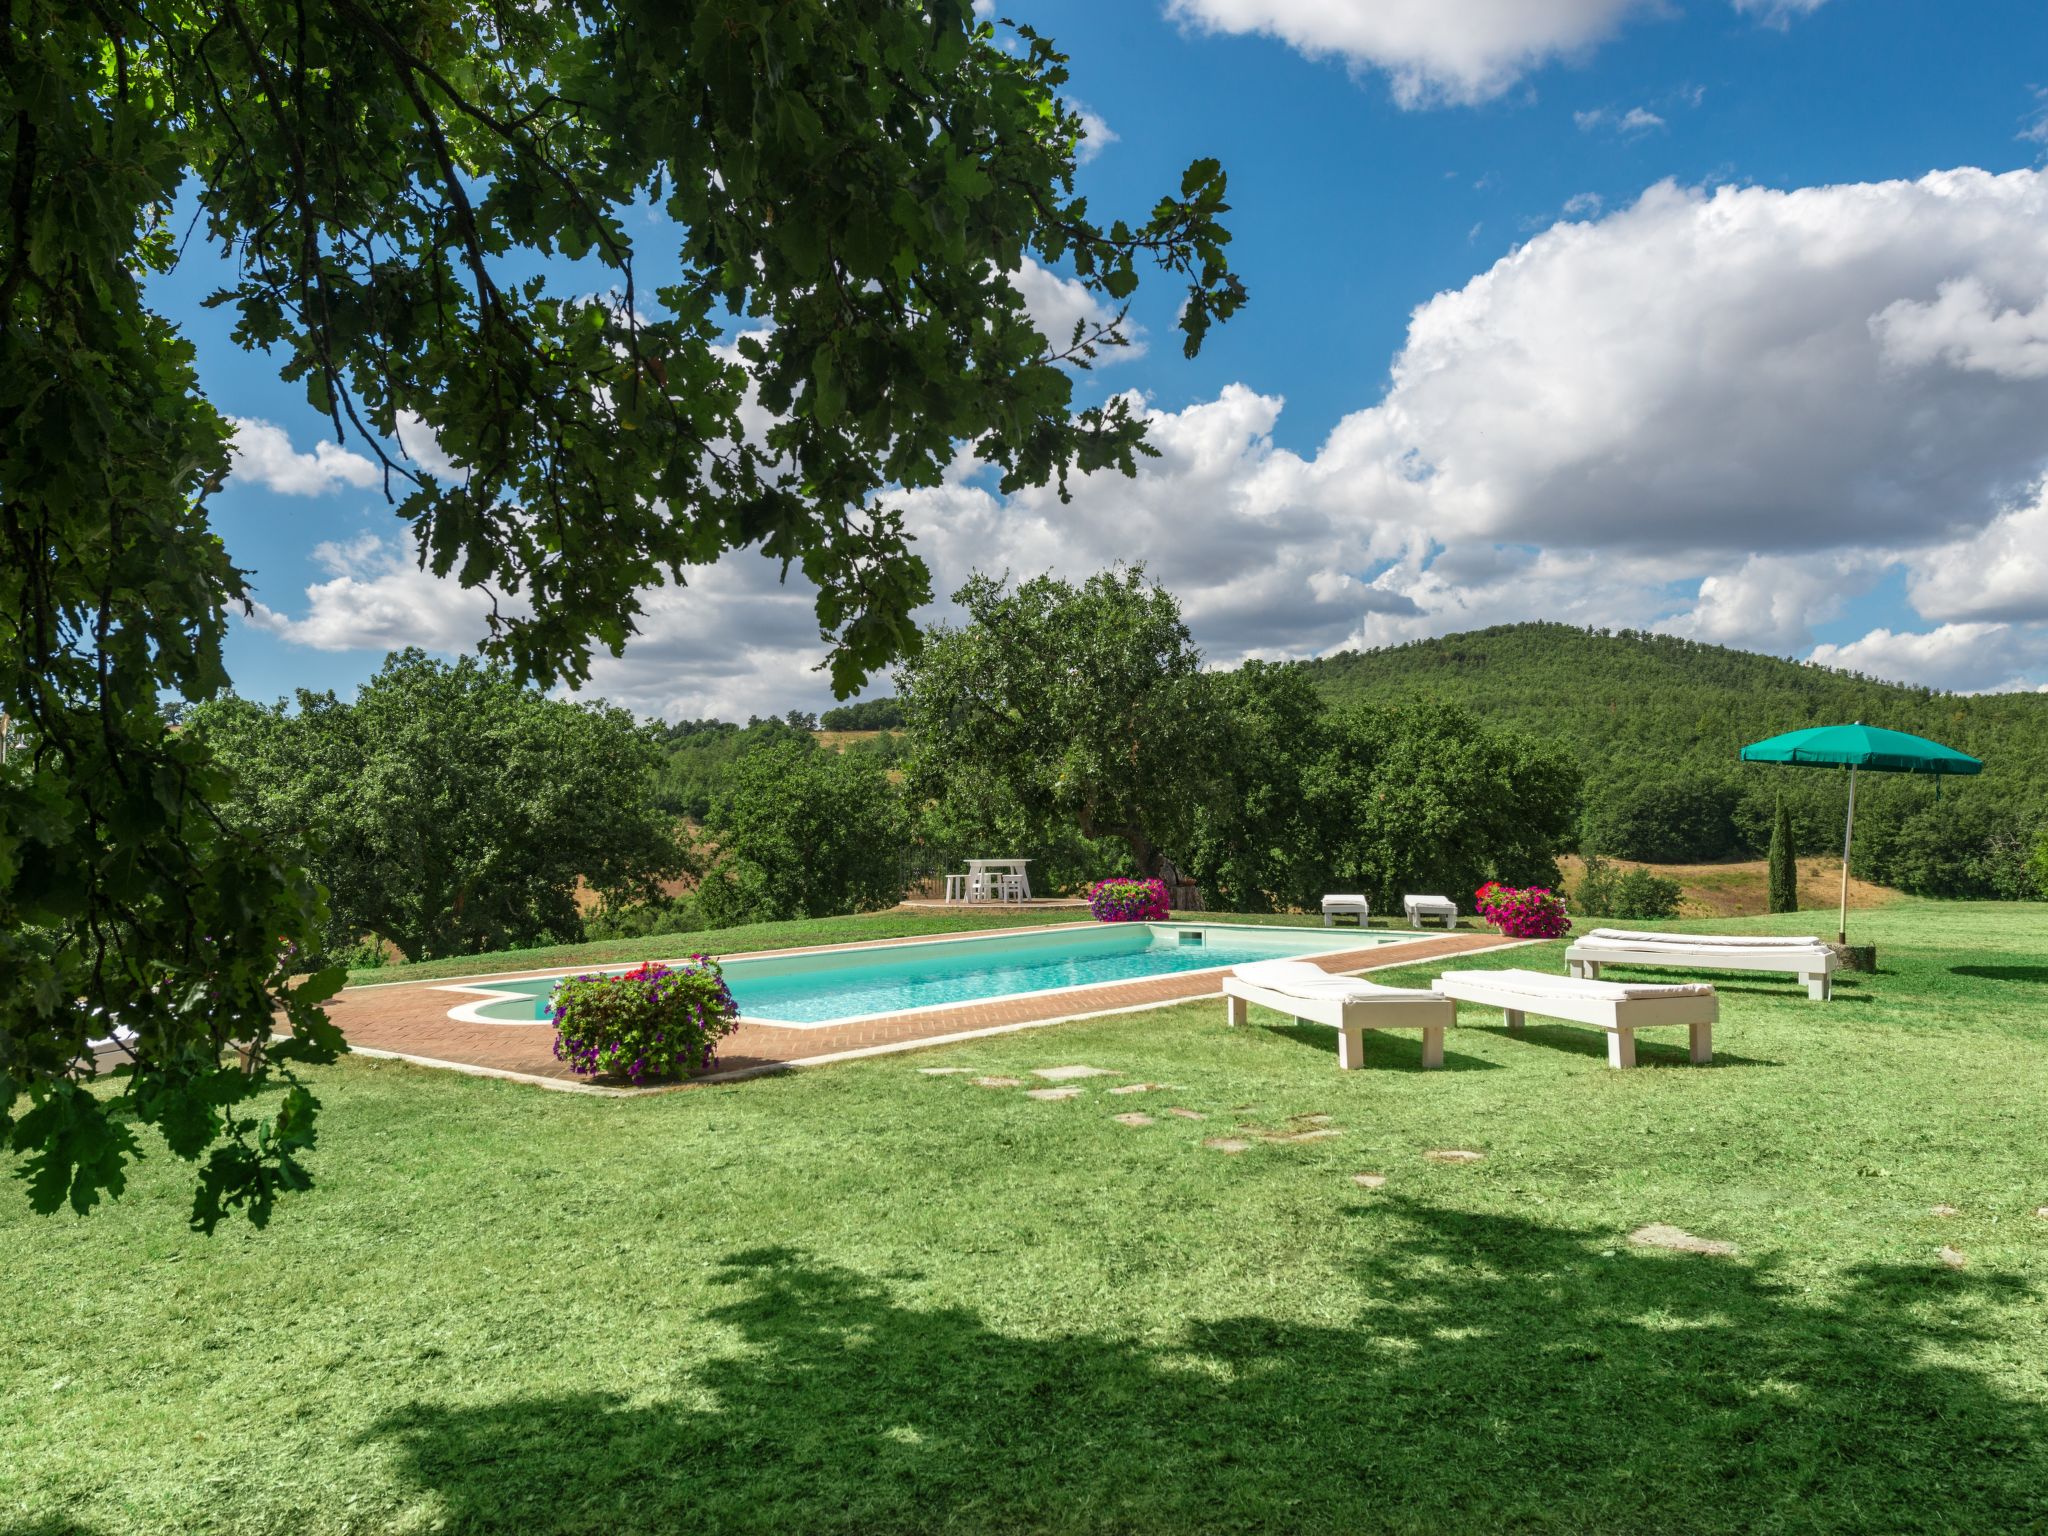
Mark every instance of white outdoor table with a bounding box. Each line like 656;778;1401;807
961;859;1032;901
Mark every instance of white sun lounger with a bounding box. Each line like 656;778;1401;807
1225;959;1453;1070
1321;894;1369;927
1564;928;1836;1001
1432;968;1717;1069
1402;894;1459;929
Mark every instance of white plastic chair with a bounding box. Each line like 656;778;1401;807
999;874;1027;903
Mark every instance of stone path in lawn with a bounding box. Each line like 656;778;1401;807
319;927;1511;1094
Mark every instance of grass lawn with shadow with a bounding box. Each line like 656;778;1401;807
5;900;2046;1533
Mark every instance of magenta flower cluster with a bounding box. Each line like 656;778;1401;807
1474;882;1571;940
1086;877;1171;923
550;957;739;1085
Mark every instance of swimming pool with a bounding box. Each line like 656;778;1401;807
447;922;1407;1028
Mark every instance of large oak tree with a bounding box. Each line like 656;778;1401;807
0;1;1243;1225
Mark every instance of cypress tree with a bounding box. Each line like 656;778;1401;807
1767;795;1799;913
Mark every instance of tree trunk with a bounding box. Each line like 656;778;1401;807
1123;829;1166;881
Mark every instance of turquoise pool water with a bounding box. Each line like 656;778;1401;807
455;922;1399;1027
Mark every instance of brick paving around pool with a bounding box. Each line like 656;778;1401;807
325;925;1521;1095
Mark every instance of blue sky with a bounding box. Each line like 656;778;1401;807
172;0;2048;716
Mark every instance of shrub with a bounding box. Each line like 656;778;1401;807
1574;857;1682;920
1475;883;1571;939
1086;877;1170;922
584;893;704;941
550;958;739;1084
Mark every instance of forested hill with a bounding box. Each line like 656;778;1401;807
1296;624;2048;898
1301;624;2048;771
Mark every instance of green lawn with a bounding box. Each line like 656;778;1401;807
9;901;2048;1534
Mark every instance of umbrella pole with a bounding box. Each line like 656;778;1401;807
1837;764;1858;946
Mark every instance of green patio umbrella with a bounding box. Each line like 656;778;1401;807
1739;722;1983;944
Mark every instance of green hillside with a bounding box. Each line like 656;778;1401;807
1300;624;2048;899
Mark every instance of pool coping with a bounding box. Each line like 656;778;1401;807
434;920;1437;1030
321;927;1530;1096
345;919;1117;992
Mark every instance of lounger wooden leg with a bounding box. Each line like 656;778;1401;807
1420;1024;1444;1070
1584;961;1602;980
1226;995;1247;1027
1807;974;1830;1002
1607;1028;1636;1069
1688;1020;1712;1064
1504;1008;1525;1035
1566;959;1584;980
1337;1024;1364;1071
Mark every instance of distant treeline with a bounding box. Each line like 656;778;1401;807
818;697;905;730
650;714;908;822
1303;624;2048;899
193;614;2045;967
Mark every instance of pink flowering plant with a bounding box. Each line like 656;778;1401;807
1086;877;1171;923
550;957;739;1084
1474;883;1571;940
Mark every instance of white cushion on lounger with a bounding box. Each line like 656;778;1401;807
1435;969;1715;1002
1583;928;1825;950
1231;959;1438;1003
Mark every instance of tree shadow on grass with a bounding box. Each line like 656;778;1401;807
1486;1021;1779;1069
1950;965;2048;986
368;1205;2047;1534
1268;1022;1501;1071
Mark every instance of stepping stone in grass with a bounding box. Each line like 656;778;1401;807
1289;1113;1334;1127
1266;1128;1345;1144
1939;1246;1968;1270
1628;1223;1738;1257
1112;1113;1155;1127
918;1067;976;1075
1426;1149;1486;1165
1352;1173;1388;1189
1025;1087;1084;1101
1930;1204;1960;1217
1165;1107;1207;1121
1108;1082;1167;1095
1032;1065;1115;1081
2036;1207;2048;1220
971;1076;1024;1088
1203;1137;1254;1154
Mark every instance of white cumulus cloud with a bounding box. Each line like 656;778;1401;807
1012;255;1146;363
1165;0;1648;106
227;418;379;496
1874;278;2048;381
1807;623;2038;693
1306;168;2048;559
246;165;2048;707
1072;104;1118;164
1164;0;1827;108
1903;480;2048;626
246;531;501;654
